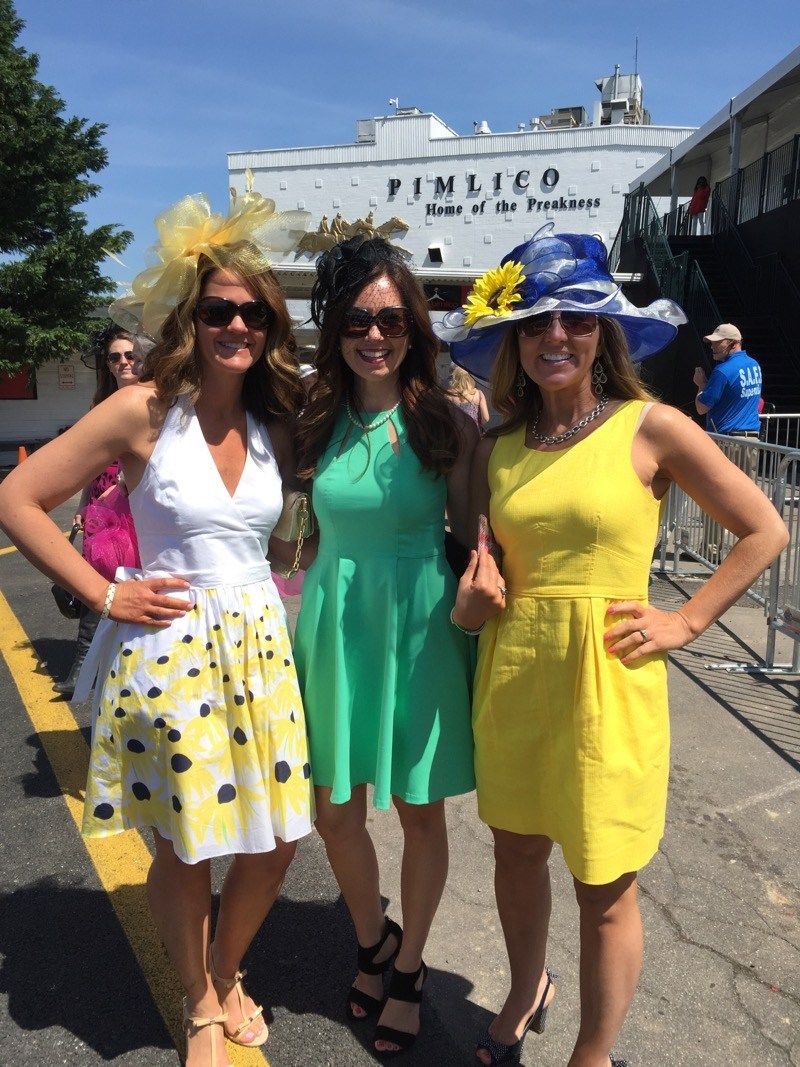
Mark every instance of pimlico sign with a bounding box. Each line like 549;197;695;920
387;168;602;217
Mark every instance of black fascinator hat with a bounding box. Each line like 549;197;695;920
310;235;409;329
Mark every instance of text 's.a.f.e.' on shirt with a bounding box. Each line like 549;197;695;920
699;351;762;432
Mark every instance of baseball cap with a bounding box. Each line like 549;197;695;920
704;323;742;342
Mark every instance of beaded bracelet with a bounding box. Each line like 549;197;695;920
449;607;485;636
100;582;116;620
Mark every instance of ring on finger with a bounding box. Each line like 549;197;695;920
498;585;507;597
638;628;650;642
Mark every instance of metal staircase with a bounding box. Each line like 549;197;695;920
616;185;800;411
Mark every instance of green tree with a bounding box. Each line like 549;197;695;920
0;0;132;373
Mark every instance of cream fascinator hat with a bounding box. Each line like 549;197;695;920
110;182;310;338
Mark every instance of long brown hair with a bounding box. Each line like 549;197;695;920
90;325;136;407
142;244;304;422
296;237;461;479
489;316;654;436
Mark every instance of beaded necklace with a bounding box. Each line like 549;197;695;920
345;397;400;433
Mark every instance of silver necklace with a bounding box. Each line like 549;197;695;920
528;397;608;445
345;396;400;433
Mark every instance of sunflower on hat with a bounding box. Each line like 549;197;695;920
463;261;525;325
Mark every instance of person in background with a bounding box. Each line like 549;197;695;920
693;323;762;436
694;323;763;558
685;176;710;235
55;325;143;696
445;364;490;429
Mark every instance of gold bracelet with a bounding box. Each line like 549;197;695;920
449;607;485;635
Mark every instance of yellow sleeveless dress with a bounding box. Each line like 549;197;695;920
473;400;668;885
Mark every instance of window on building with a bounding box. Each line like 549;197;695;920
0;367;37;400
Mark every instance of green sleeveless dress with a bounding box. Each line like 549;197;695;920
293;407;475;809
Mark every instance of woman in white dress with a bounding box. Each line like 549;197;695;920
0;192;313;1067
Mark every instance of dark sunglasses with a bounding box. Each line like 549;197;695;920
342;306;412;338
107;350;136;364
517;311;598;337
195;297;273;330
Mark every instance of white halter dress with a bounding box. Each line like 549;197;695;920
75;397;313;863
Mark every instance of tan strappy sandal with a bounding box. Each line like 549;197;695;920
182;1002;228;1067
210;944;269;1048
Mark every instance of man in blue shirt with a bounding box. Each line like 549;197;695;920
693;323;762;434
693;323;762;562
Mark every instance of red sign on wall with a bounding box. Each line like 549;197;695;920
0;368;37;400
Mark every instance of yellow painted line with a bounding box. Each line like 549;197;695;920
0;590;267;1066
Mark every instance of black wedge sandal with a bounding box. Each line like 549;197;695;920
475;968;557;1065
346;916;403;1021
373;959;428;1058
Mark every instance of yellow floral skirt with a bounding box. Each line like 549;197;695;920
82;580;313;863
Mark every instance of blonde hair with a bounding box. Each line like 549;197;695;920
143;243;303;421
489;317;655;436
448;365;476;399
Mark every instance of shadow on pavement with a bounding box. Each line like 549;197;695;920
226;892;479;1065
652;576;800;771
0;876;172;1060
0;876;480;1066
28;635;76;687
20;729;91;800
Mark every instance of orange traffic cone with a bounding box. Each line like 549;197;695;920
17;445;27;464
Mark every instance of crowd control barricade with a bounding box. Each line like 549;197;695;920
759;413;800;451
654;434;800;674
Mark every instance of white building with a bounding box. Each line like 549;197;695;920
229;71;694;345
2;72;695;452
0;357;97;464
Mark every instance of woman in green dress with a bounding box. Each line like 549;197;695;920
293;236;478;1057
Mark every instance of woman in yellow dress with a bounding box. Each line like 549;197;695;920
436;227;788;1067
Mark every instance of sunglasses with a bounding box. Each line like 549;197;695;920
342;306;412;338
195;297;273;330
517;311;598;337
107;350;136;364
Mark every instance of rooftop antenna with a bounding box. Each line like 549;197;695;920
634;35;639;78
388;97;399;113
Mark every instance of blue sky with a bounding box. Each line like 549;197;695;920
15;0;800;287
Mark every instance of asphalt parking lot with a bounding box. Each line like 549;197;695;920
1;498;798;1066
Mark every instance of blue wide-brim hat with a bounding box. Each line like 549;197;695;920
433;224;687;381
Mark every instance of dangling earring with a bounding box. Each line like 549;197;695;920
516;366;526;398
591;359;608;397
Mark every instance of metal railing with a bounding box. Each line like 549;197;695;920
661;203;709;237
607;217;623;273
713;133;800;227
625;186;690;302
682;259;721;341
656;433;800;673
760;413;800;450
710;189;757;312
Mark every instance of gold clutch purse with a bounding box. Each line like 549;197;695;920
273;489;315;577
